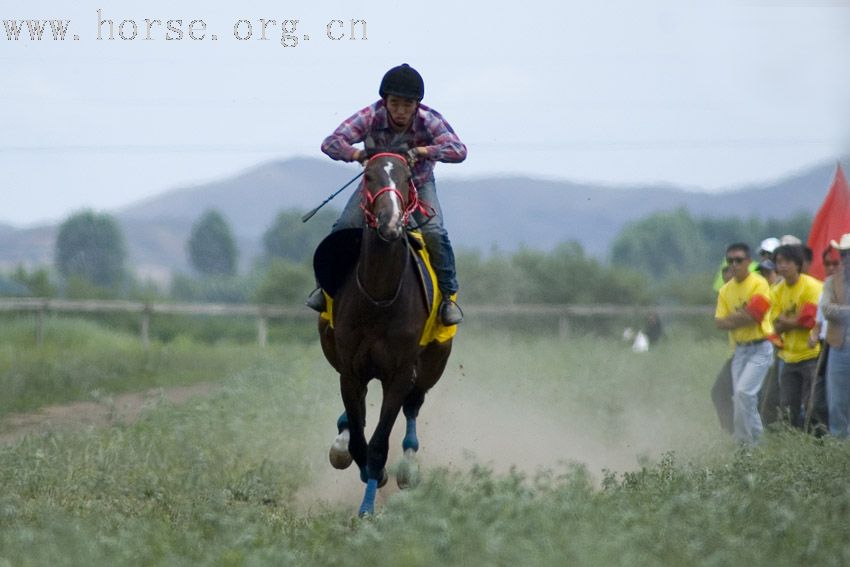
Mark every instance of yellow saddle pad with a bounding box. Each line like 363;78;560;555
320;231;457;346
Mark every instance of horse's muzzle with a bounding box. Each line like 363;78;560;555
377;210;404;242
377;221;404;242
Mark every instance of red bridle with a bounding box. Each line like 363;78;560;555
360;152;427;228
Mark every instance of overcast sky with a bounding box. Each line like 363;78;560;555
2;0;848;227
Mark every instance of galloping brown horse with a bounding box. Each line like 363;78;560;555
316;152;453;515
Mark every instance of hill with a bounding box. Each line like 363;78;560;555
0;157;839;280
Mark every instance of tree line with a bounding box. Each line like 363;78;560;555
0;206;813;307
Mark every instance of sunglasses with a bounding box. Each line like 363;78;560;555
725;257;748;264
824;261;840;267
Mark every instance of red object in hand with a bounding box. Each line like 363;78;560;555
768;333;785;349
797;303;818;329
745;294;771;322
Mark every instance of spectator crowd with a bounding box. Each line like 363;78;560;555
713;234;850;444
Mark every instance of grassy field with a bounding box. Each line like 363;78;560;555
0;317;274;416
2;320;850;565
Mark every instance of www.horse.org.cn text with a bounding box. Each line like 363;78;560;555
1;10;368;47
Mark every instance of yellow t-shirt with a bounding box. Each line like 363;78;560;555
716;273;772;344
770;274;822;363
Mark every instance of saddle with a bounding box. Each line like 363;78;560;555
312;229;456;346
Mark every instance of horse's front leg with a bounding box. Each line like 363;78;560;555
358;370;414;516
329;411;354;470
339;375;368;481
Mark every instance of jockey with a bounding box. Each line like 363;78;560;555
307;63;467;326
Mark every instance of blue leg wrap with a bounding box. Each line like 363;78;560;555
358;479;378;516
337;412;349;433
402;417;419;452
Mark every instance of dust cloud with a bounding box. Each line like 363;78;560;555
297;357;711;512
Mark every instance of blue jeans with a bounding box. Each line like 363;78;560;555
827;344;850;438
731;341;773;444
332;179;458;295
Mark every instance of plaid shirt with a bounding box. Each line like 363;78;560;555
321;100;467;187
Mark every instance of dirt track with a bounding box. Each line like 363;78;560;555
0;383;216;445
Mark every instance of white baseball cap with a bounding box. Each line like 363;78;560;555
830;233;850;251
759;237;780;254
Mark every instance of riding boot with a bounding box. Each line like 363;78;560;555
306;287;327;312
439;296;463;326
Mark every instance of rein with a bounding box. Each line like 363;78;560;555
355;238;412;307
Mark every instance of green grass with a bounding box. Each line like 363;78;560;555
0;317;274;416
2;325;850;565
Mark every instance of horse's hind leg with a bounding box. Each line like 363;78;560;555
397;340;452;489
402;387;425;452
397;387;426;489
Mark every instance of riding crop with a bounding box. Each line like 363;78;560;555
301;170;365;223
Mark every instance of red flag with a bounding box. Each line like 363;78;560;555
807;163;850;280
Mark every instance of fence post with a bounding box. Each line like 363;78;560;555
257;313;268;348
36;302;46;346
558;316;569;340
141;304;150;349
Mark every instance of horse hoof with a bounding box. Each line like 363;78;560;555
378;468;389;488
396;449;420;489
329;430;353;470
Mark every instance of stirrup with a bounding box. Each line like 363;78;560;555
440;298;463;326
306;288;326;312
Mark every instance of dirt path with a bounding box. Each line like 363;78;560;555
0;383;216;445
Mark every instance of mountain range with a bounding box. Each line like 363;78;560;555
0;157;840;283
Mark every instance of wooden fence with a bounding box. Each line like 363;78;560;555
0;298;715;347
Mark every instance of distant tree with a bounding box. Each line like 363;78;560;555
55;210;126;288
611;208;710;280
455;248;523;305
0;275;31;297
512;242;651;305
254;259;313;305
456;242;651;306
11;265;55;297
262;208;337;264
187;210;238;276
610;208;812;280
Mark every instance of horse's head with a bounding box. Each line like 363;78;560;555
361;152;418;242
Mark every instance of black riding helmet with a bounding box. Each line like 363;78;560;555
379;64;424;102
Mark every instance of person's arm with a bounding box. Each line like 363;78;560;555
716;310;758;330
716;292;770;330
320;105;374;162
809;289;827;347
823;302;850;322
775;304;818;332
419;108;467;163
822;277;850;322
809;321;823;348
